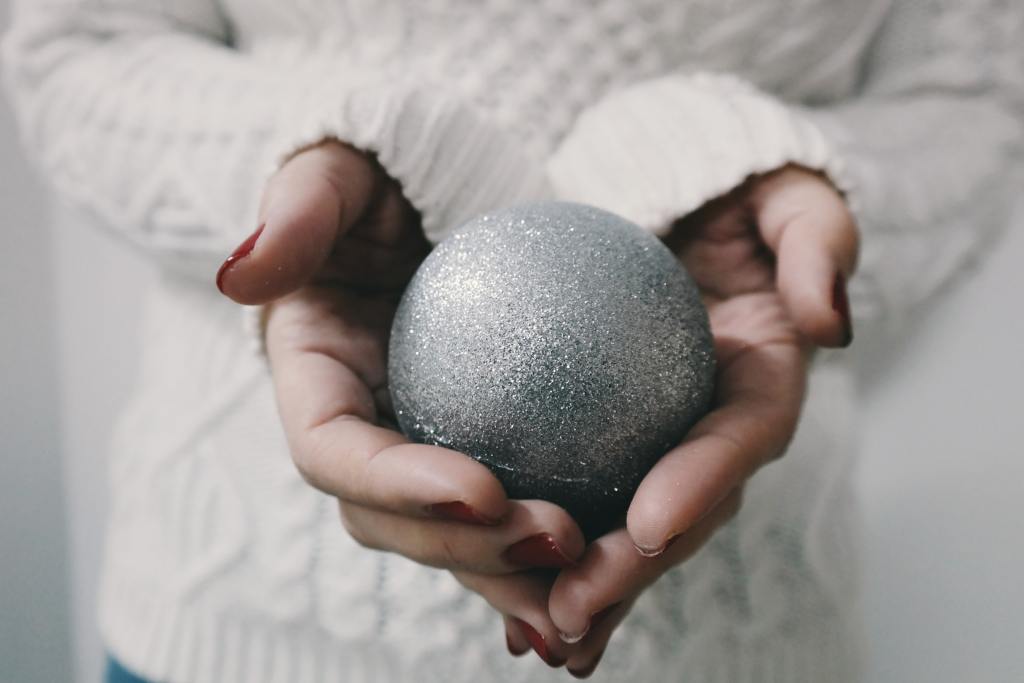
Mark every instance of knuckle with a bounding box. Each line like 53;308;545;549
436;535;465;570
292;427;364;498
462;464;503;503
337;503;381;551
290;438;330;491
424;526;484;572
336;502;360;536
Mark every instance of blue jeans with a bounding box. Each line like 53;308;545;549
106;657;154;683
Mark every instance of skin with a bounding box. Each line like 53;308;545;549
219;140;858;676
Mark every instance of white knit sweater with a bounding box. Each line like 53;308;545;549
4;1;1022;682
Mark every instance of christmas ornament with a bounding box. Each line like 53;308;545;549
389;202;715;538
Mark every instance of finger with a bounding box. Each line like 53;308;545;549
626;337;803;555
665;190;774;300
455;572;576;668
504;616;531;657
563;600;633;679
218;142;379;304
551;490;742;645
319;238;424;293
339;499;585;573
265;291;508;523
322;181;429;292
751;166;859;347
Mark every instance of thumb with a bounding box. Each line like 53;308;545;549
752;168;859;348
216;142;378;304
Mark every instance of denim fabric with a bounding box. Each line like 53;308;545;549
106;657;154;683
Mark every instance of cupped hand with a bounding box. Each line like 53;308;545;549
217;140;585;577
521;165;860;676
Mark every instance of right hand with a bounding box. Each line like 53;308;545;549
217;141;593;669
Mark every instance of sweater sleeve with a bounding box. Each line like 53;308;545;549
548;0;1024;328
1;1;549;280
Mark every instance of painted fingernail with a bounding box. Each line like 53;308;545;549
513;619;565;667
568;647;606;679
832;272;853;347
633;533;680;558
502;534;575;569
506;629;529;657
216;224;264;294
558;602;620;644
426;501;500;526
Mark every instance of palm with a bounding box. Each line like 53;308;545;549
275;181;430;427
663;190;809;459
668;186;803;336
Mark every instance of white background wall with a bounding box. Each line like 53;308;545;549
47;205;152;683
854;213;1024;683
1;4;150;681
1;2;1023;681
0;3;71;681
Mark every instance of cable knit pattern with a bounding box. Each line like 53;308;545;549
3;1;1022;682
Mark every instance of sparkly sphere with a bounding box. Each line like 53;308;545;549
389;202;715;538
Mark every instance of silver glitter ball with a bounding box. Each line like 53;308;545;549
389;202;715;538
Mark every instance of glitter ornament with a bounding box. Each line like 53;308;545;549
389;202;715;538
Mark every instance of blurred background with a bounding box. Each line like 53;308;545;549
1;1;1022;681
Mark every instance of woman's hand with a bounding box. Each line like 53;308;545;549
217;140;585;575
520;165;859;676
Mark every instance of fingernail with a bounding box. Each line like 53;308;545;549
506;629;529;657
558;602;620;644
426;501;500;526
568;647;606;679
633;533;679;558
216;224;264;294
513;618;565;667
558;626;588;644
832;272;853;347
502;534;575;569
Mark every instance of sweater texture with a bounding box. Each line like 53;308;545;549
3;1;1022;681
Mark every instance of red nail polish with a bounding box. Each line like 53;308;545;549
426;501;499;526
502;534;575;569
513;619;565;667
216;224;264;294
568;647;606;679
506;630;528;657
832;272;853;347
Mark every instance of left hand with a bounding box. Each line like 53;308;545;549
222;141;587;576
484;165;858;676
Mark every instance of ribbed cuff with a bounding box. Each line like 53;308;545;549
548;72;853;235
241;80;553;357
270;79;551;243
